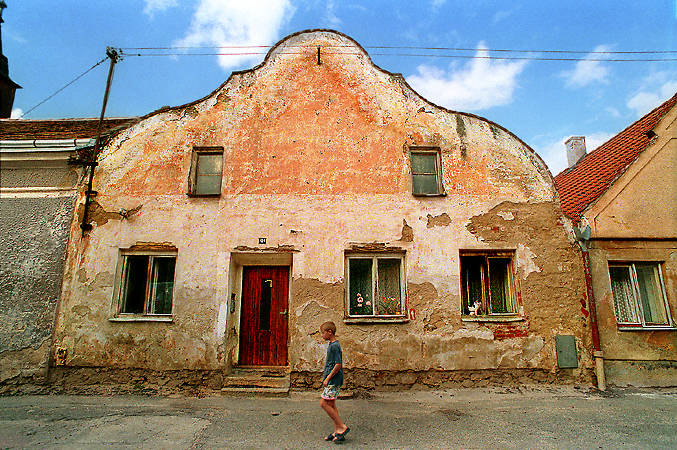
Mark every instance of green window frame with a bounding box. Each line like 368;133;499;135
189;147;223;196
410;148;444;196
345;253;406;318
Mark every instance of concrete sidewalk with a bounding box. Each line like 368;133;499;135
1;386;676;449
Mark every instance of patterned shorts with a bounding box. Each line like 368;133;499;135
321;384;341;400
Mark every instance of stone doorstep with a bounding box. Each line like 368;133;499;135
221;366;291;395
220;386;290;397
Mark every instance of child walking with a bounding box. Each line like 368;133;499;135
320;321;350;443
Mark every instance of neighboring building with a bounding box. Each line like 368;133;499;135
0;118;137;388
0;2;20;118
556;93;677;387
49;30;592;392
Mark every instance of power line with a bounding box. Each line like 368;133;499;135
120;50;677;62
120;44;677;55
22;58;108;117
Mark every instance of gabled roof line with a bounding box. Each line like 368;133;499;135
132;29;552;188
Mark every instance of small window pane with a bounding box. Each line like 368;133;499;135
121;255;149;314
349;259;373;315
411;153;437;174
461;256;484;315
636;264;668;325
197;154;223;175
412;174;439;195
489;258;513;313
609;266;640;324
377;259;401;315
259;279;272;330
149;257;175;315
196;174;222;195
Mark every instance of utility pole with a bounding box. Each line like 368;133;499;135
80;47;121;232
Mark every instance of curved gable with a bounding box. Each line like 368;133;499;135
98;30;555;201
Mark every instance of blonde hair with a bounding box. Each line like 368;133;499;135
320;321;337;335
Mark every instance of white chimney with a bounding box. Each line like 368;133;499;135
565;136;586;167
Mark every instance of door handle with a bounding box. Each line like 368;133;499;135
279;309;288;317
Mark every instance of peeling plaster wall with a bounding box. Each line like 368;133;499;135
52;31;591;384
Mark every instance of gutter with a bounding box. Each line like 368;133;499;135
574;223;606;391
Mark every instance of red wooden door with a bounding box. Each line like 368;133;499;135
239;266;289;366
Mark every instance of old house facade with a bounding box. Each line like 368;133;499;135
556;94;677;387
49;30;593;392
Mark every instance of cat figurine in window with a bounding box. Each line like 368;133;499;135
468;300;481;316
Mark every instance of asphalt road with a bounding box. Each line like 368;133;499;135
1;386;675;449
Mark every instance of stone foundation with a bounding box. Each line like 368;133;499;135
0;366;596;396
293;368;595;391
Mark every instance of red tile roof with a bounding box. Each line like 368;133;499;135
555;92;677;223
0;117;139;140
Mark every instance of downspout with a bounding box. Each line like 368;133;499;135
575;223;606;391
80;47;120;233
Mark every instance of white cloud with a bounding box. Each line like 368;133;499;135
174;0;295;71
406;43;527;111
143;0;178;16
324;0;342;27
561;45;611;88
10;108;23;119
535;132;614;175
627;79;677;117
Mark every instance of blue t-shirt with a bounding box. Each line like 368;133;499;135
323;340;344;386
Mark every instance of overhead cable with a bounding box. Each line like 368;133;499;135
22;58;108;117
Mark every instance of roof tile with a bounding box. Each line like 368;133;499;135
554;93;677;222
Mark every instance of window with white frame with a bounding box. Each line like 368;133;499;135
609;262;672;328
461;251;517;316
410;147;444;196
188;147;223;196
116;251;176;316
346;253;406;318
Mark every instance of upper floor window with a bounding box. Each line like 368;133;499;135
345;253;406;320
410;147;444;196
609;262;672;329
189;147;223;196
461;251;517;317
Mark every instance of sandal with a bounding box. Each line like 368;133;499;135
324;433;336;441
333;427;350;444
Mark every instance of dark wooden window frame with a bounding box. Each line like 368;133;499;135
111;249;177;322
460;250;521;322
188;146;224;197
409;146;446;197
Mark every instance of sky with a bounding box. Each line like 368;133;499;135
4;1;677;175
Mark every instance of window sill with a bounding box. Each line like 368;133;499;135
344;317;409;324
461;315;524;323
186;193;221;198
617;325;676;331
412;192;447;197
109;315;173;323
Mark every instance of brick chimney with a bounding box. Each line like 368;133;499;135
565;136;586;168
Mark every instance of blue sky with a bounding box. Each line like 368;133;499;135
5;1;677;174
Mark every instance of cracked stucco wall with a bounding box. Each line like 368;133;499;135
51;30;592;383
0;196;75;382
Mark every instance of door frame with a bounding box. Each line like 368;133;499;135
228;252;292;367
